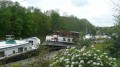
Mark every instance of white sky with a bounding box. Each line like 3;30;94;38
11;0;116;27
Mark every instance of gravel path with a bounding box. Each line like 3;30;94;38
1;50;61;67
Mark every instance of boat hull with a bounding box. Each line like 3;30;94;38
0;49;39;65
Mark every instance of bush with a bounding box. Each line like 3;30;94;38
50;46;117;67
12;63;21;67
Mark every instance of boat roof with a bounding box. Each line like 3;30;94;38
0;40;28;49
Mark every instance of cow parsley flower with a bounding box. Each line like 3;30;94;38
97;50;100;52
72;62;75;65
91;45;94;48
83;53;87;56
78;64;82;67
87;61;90;64
113;58;116;61
93;62;97;65
50;46;117;67
96;62;100;66
103;53;107;55
80;60;84;64
70;64;74;67
88;54;91;56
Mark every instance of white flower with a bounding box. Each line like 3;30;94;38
71;47;75;49
113;58;116;61
67;46;70;48
109;63;111;66
79;64;82;67
81;46;86;52
78;57;81;60
49;64;53;67
79;50;81;53
97;50;100;52
101;63;103;66
68;54;71;56
50;44;117;67
60;57;64;61
94;57;97;59
87;61;90;64
93;48;96;50
93;62;96;65
114;63;117;66
83;53;87;56
109;57;112;61
86;51;90;54
100;55;103;58
88;54;91;56
72;62;75;65
103;53;107;55
64;59;69;62
91;45;94;48
66;61;70;64
94;54;97;56
76;54;79;57
90;60;93;63
56;60;59;63
53;57;56;60
97;58;101;61
105;56;108;58
66;49;69;51
80;60;84;64
96;63;100;65
71;64;74;67
75;61;78;64
71;56;74;60
64;52;68;54
65;65;69;67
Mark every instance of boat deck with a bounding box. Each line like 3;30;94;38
42;41;74;47
0;40;28;49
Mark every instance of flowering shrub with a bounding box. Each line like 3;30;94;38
50;46;117;67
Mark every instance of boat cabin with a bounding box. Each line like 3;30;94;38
0;35;40;60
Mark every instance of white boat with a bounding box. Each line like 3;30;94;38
43;31;79;47
0;35;40;60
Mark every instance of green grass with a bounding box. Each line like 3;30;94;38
116;57;120;67
94;43;120;67
94;43;110;53
95;43;104;51
12;63;21;67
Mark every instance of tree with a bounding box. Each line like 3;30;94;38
50;10;61;30
0;0;96;38
107;0;120;57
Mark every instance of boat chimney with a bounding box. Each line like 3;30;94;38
6;35;16;44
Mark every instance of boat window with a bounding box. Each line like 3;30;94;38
72;39;73;42
68;39;70;42
18;47;23;53
0;51;5;57
29;41;33;45
63;38;66;41
29;47;32;50
13;50;15;54
24;48;27;51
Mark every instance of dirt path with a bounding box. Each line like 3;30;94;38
1;50;60;67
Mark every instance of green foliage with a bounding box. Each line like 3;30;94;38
0;0;96;38
96;27;114;35
116;57;120;67
12;63;21;67
107;24;120;57
59;17;96;34
77;39;92;49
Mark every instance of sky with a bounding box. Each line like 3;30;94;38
11;0;116;27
